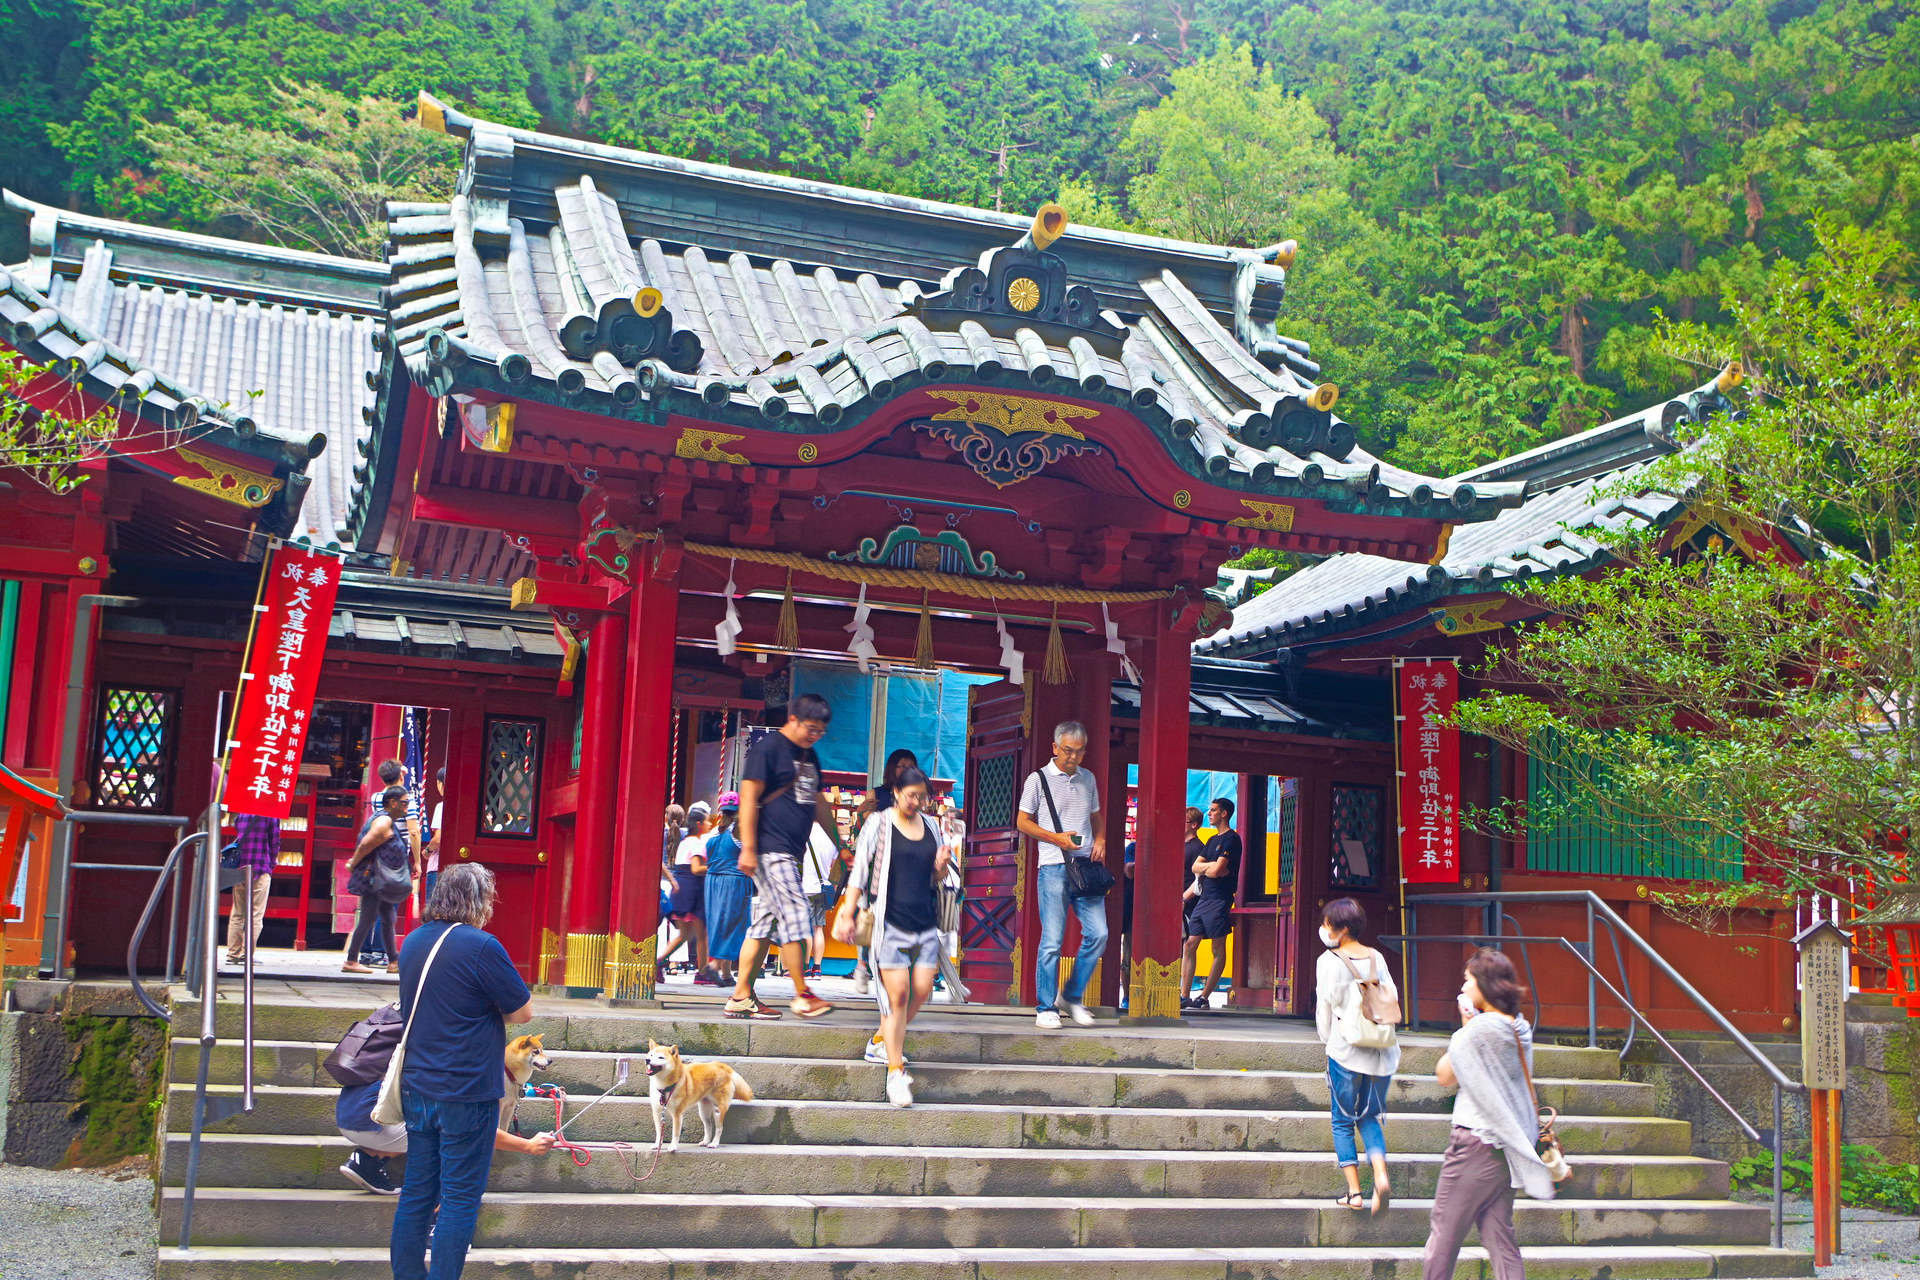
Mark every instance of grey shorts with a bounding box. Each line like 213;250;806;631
747;850;813;946
339;1123;407;1155
808;890;835;931
873;920;944;971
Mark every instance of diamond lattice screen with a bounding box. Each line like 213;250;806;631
94;688;176;810
973;751;1018;832
482;719;540;836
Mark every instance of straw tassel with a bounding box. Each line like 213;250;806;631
775;570;798;651
1042;604;1070;684
914;589;936;670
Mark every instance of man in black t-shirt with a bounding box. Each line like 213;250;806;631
728;693;837;1020
1180;797;1242;1011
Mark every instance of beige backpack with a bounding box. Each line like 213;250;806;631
1336;950;1402;1048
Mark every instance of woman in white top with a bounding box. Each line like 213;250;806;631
1314;896;1400;1215
661;801;712;977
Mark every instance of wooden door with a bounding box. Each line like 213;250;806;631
959;678;1030;1005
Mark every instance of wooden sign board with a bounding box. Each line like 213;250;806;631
1795;921;1850;1091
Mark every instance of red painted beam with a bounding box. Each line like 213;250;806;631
414;491;579;540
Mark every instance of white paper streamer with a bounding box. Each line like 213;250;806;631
1102;603;1142;684
995;611;1025;685
715;560;742;656
845;583;878;672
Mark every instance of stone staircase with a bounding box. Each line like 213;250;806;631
154;988;1812;1278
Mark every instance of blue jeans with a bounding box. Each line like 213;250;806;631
1328;1058;1389;1167
390;1092;498;1279
1035;861;1109;1011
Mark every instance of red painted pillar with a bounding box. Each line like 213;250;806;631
1129;621;1191;1019
606;570;679;1002
564;609;626;991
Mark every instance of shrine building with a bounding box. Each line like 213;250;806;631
0;97;1835;1030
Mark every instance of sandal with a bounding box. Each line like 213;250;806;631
789;994;834;1020
1370;1184;1392;1217
724;996;782;1020
341;961;373;974
1335;1191;1366;1211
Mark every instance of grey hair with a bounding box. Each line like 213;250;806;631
424;862;496;926
1053;720;1089;745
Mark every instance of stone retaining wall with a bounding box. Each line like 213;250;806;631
0;980;168;1168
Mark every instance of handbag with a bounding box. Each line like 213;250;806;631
1335;950;1403;1043
322;1002;404;1085
1036;771;1114;900
371;849;414;903
217;840;249;890
370;922;460;1127
1511;1021;1573;1182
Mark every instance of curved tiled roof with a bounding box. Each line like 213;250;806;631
1198;374;1743;657
1;191;382;543
379;101;1527;525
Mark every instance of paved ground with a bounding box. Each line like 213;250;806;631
1777;1198;1920;1279
0;1158;155;1280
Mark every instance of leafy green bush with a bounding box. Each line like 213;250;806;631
1729;1145;1920;1215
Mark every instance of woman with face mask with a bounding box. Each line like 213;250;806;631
1314;897;1400;1215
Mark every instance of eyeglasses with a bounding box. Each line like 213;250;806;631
1054;744;1087;757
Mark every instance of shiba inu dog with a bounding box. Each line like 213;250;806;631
502;1033;554;1130
644;1039;754;1151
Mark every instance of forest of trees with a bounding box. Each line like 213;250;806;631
2;0;1914;474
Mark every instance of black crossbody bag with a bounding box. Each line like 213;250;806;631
1037;770;1114;900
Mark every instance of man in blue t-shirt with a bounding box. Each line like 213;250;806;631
727;693;837;1022
388;864;533;1280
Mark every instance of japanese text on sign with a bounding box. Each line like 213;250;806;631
1396;659;1460;884
1798;930;1849;1091
224;545;342;818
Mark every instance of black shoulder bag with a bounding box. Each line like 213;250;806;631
1037;770;1114;900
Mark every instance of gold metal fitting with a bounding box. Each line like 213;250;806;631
634;287;664;318
1716;362;1743;392
1308;383;1340;412
1272;239;1299;269
1029;203;1068;252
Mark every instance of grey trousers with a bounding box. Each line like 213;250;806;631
1423;1127;1525;1280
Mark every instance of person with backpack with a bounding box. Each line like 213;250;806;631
1314;896;1400;1216
343;786;416;975
1014;720;1108;1030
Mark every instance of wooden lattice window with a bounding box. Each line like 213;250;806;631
1329;784;1382;891
93;687;178;811
481;718;541;838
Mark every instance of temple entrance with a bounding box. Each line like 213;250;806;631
959;677;1030;1005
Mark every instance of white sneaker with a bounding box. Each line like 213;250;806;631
1035;1009;1062;1030
887;1068;914;1108
853;965;871;995
862;1035;909;1066
1065;1002;1095;1027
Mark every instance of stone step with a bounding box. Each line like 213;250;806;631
162;1135;1731;1201
163;1084;1694;1156
159;1188;1770;1250
154;1243;1814;1279
168;1040;1660;1117
175;998;1622;1079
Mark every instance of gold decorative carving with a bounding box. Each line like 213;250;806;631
172;447;283;509
1430;602;1504;637
1060;957;1102;1002
1173;490;1192;509
926;389;1098;440
604;931;657;1002
509;577;540;610
1128;956;1183;1020
1006;276;1042;312
677;427;749;465
797;442;819;463
1007;938;1024;1000
539;928;563;986
480;402;516;453
1228;499;1296;532
1013;845;1028;916
564;932;610;988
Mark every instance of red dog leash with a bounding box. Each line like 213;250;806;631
520;1084;667;1184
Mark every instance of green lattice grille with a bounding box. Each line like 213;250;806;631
974;751;1017;832
1526;737;1743;882
1273;777;1298;884
482;719;540;837
94;687;176;810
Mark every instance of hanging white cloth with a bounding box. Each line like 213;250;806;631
845;583;878;672
715;560;742;656
1103;603;1142;684
995;609;1025;685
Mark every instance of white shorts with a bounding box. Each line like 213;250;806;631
339;1123;408;1155
873;921;944;971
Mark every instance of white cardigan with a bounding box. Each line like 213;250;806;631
1314;947;1403;1077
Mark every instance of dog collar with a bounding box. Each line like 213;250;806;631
658;1082;675;1102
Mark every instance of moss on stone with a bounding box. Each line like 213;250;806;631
58;1011;166;1168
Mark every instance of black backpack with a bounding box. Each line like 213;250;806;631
322;1002;404;1086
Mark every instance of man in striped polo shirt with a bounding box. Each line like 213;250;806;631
1016;720;1108;1029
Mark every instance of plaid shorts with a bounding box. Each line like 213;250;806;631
747;850;813;946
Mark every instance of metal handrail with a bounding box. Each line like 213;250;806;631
124;831;206;1020
1398;889;1806;1250
63;809;195;985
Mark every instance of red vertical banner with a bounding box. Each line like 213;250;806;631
225;544;343;818
1397;658;1460;884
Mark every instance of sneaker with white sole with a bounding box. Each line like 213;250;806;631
862;1035;910;1066
853;965;871;995
886;1068;914;1108
1035;1009;1062;1030
1065;1002;1095;1027
339;1149;400;1195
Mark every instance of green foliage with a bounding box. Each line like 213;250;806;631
1457;221;1920;907
0;352;123;494
140;85;460;259
1842;1144;1920;1215
1728;1150;1812;1198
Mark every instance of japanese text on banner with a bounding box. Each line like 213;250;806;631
1397;660;1460;884
225;545;342;818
